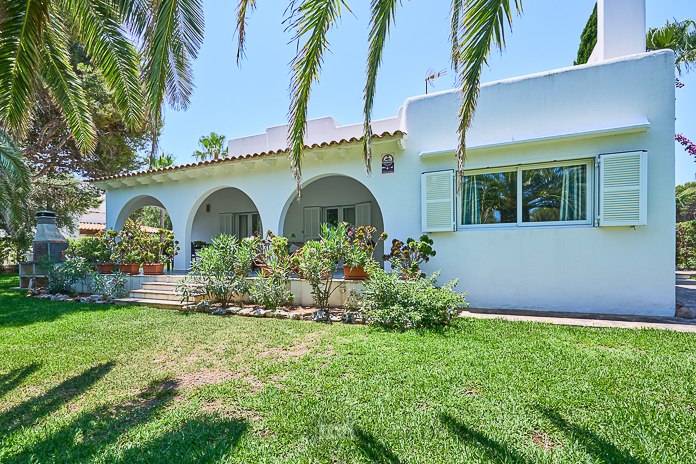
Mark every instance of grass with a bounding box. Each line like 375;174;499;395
0;274;695;463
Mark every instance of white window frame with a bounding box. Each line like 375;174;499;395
323;205;356;225
457;158;595;230
234;211;262;238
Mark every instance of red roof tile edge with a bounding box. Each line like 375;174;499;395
87;130;405;183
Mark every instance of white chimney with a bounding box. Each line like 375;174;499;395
589;0;646;62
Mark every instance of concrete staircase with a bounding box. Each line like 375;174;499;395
115;275;193;310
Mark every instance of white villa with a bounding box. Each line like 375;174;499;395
91;0;676;317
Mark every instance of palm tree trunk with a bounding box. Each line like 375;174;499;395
160;208;165;229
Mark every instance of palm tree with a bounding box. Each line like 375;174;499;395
0;0;204;222
150;152;177;169
193;132;228;161
235;0;522;192
647;19;696;75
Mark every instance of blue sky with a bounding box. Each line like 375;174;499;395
158;0;696;185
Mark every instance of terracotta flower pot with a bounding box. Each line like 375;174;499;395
342;265;368;281
143;263;164;275
96;263;115;274
256;264;272;276
117;263;140;275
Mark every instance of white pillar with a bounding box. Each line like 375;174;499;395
596;0;646;61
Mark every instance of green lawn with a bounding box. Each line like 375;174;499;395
1;275;695;463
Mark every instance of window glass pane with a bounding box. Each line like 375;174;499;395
251;213;261;236
522;165;587;222
342;206;356;226
237;214;248;238
461;171;517;225
326;208;339;228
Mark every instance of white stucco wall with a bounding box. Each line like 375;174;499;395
101;50;675;316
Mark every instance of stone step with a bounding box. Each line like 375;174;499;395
141;282;181;292
114;297;188;310
129;289;188;302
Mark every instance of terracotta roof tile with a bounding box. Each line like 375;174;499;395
79;222;160;233
88;130;406;183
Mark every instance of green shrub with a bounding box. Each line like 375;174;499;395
382;235;436;279
89;270;129;298
677;220;696;268
299;223;349;311
177;234;256;308
249;276;294;310
354;266;468;329
38;256;92;294
250;233;294;309
343;226;386;269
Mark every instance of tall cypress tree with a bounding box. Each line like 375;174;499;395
575;3;598;65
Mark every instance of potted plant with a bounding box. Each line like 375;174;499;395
94;230;117;273
65;233;116;274
382;235;436;279
254;231;291;276
113;219;143;275
342;226;387;280
140;229;179;275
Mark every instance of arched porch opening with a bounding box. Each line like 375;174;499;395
188;187;262;262
115;195;171;232
280;175;385;261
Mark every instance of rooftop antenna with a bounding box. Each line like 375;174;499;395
425;68;447;94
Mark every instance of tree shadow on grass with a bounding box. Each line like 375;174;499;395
3;377;248;464
353;426;403;463
439;413;533;464
0;289;116;328
535;405;647;464
0;363;41;401
0;361;114;439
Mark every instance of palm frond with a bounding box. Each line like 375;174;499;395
41;15;96;153
450;0;464;72
0;0;51;138
287;0;348;193
453;0;521;192
113;0;151;37
362;0;400;176
144;0;204;119
0;128;31;227
647;19;696;75
60;0;145;129
234;0;257;64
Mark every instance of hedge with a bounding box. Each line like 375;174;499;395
677;221;696;268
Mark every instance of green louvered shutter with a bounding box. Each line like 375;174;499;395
598;151;647;226
422;170;455;232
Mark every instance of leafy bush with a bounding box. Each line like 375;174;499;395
249;276;294;310
343;226;386;269
353;266;468;329
138;228;179;264
677;220;696;268
38;256;93;294
383;235;436;279
89;270;129;298
66;233;116;265
250;233;294;309
299;223;349;311
177;234;255;308
112;219;144;265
